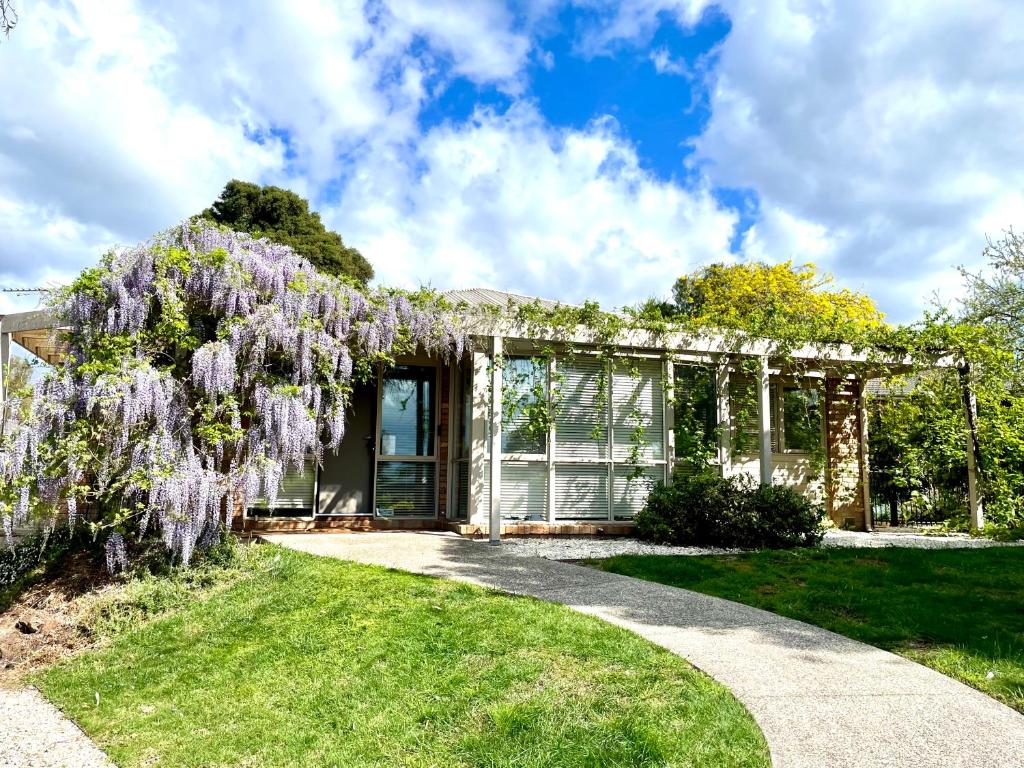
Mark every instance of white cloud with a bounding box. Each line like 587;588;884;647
0;0;734;315
0;0;285;292
650;47;690;77
573;0;1024;320
4;0;1022;327
693;0;1024;319
331;103;736;307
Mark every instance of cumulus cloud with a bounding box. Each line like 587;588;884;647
330;104;736;307
650;47;690;77
592;0;1024;318
0;0;732;314
3;0;1022;325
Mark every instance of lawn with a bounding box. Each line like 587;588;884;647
38;545;768;768
593;546;1024;713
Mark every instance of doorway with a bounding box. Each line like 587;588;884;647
317;381;377;516
375;364;438;518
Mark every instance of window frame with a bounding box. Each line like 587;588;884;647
499;355;550;459
776;380;824;455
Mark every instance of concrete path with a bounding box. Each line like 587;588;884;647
0;687;113;768
264;531;1024;768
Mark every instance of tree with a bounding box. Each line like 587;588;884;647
1;360;33;430
1;0;16;39
201;180;374;284
669;261;886;343
961;229;1024;353
0;221;461;568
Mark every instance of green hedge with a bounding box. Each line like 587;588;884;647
636;473;824;549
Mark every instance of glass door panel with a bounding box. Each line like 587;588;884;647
376;365;437;518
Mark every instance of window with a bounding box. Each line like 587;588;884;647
247;457;317;517
380;365;434;457
673;365;716;460
780;385;822;452
729;376;823;454
502;356;548;454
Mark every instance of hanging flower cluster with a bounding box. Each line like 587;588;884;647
0;220;466;566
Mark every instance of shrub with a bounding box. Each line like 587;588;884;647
635;473;824;549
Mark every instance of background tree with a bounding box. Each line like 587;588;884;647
201;180;374;284
1;0;16;38
961;229;1024;353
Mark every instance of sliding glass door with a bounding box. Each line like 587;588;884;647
375;365;437;518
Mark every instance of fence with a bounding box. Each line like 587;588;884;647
869;470;968;528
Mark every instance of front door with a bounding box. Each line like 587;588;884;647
375;364;437;518
317;381;377;515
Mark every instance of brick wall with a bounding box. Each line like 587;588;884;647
825;377;866;529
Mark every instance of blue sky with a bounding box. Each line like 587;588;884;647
0;0;1021;322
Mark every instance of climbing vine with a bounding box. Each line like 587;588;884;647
0;220;467;566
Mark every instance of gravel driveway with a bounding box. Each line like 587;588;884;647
484;528;1022;560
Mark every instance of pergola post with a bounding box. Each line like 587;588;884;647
468;350;491;524
716;361;731;476
0;330;9;409
756;356;773;485
857;377;873;532
488;335;503;545
961;367;984;532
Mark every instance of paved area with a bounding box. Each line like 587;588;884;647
0;686;113;768
264;531;1024;768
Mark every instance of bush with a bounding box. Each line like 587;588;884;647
1;527;79;599
635;473;824;549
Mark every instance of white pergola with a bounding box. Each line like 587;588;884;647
0;307;984;537
461;316;982;540
0;309;65;403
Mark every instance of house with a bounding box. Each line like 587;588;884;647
0;290;979;539
223;288;928;536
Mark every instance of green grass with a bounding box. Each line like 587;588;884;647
38;545;768;768
592;547;1024;712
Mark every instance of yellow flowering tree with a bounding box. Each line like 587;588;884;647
671;261;885;343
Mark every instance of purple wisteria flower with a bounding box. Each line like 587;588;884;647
0;219;468;570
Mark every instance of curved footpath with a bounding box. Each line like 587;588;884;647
264;531;1024;768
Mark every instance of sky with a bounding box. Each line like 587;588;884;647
1;0;1022;323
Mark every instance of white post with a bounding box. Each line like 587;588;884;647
664;357;674;482
0;331;9;409
489;336;503;544
963;378;984;533
547;354;557;523
857;377;873;532
469;351;490;524
756;356;773;485
716;361;731;477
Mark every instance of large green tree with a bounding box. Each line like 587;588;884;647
201;180;374;284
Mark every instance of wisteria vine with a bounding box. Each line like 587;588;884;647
0;220;466;567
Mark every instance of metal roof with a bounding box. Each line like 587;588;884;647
864;375;920;397
441;288;572;312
